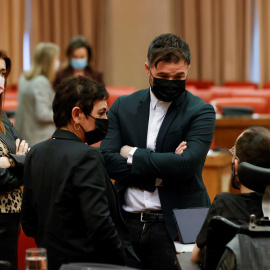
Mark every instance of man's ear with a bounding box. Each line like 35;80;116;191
145;62;150;76
234;159;239;174
71;106;81;123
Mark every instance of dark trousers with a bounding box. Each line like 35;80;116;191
0;213;21;270
126;218;177;270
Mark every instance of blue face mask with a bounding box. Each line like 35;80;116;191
70;58;88;70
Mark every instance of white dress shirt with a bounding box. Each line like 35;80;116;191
123;90;171;213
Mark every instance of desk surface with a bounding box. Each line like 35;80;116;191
216;114;270;127
205;150;232;166
176;253;200;270
215;114;270;148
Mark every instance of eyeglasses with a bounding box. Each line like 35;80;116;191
229;146;240;161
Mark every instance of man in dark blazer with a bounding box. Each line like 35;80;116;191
101;33;216;270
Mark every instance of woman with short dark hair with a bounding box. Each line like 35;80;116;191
21;76;137;270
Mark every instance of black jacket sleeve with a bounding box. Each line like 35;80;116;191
131;104;216;183
0;111;26;191
101;97;215;189
101;98;157;191
73;150;126;265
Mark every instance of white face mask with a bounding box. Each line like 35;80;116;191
0;77;5;94
55;59;60;71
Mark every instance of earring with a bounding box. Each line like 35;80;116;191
74;122;80;131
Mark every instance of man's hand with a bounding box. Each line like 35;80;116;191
175;141;187;155
120;145;133;159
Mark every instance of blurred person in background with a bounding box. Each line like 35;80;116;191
54;35;104;87
0;50;29;270
15;42;59;146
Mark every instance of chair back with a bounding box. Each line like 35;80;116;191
186;80;214;89
238;162;270;194
106;86;137;108
217;227;270;270
224;81;258;89
210;97;268;114
203;216;241;270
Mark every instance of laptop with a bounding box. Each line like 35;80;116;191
173;208;209;244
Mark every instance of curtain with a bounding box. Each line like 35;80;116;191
257;0;270;86
0;0;25;86
30;0;106;71
176;0;254;85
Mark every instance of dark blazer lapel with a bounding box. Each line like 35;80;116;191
137;89;150;148
155;91;186;152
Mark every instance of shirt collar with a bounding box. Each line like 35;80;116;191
150;88;159;109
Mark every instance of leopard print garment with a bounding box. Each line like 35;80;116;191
0;140;22;213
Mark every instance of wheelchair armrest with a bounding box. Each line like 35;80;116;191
206;216;240;249
203;216;240;270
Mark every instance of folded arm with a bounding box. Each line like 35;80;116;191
101;99;215;187
131;108;215;182
0;136;29;191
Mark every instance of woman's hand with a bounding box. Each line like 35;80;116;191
0;157;12;168
16;139;30;155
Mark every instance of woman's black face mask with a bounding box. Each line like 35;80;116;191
149;70;186;102
84;115;109;145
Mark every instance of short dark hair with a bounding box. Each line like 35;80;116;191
66;35;92;62
236;126;270;168
147;33;191;68
53;76;108;128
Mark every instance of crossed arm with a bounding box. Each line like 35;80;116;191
120;141;187;159
101;98;215;188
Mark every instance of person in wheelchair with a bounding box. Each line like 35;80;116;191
191;126;270;266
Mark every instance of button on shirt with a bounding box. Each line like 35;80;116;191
123;90;171;213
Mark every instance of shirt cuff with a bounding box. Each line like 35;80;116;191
127;147;137;165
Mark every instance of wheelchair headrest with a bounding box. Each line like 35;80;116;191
238;162;270;193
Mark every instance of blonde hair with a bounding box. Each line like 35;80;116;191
25;42;59;82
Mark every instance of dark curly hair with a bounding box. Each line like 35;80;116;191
53;76;108;128
236;126;270;168
147;33;191;68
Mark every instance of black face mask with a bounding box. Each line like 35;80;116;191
150;71;186;102
231;162;240;190
84;115;109;145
